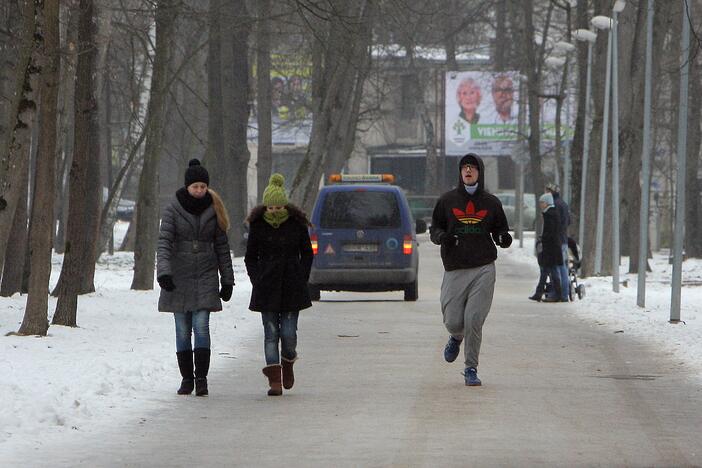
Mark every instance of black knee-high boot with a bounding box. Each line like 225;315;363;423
193;348;211;396
176;351;194;395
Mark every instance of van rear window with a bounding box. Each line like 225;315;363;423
320;191;401;229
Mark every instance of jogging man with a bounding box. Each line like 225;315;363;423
430;153;511;386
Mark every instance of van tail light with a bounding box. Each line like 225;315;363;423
403;235;413;255
310;233;318;255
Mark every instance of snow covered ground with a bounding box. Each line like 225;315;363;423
1;224;700;459
502;232;702;382
0;222;259;457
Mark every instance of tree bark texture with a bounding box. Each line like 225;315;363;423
52;0;99;325
620;2;670;271
289;0;371;215
0;0;38;279
131;0;176;290
19;0;59;336
208;0;250;256
580;0;614;278
0;161;28;296
569;0;589;243
255;0;272;202
684;51;702;258
516;0;551;233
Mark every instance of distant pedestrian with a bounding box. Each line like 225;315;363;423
430;153;512;386
529;192;563;302
546;183;570;301
157;159;235;397
245;173;313;396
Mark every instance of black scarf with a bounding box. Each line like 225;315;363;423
176;187;212;216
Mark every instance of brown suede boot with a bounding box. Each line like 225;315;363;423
281;357;297;390
262;364;283;396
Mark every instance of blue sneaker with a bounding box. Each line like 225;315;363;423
443;336;462;362
464;367;482;386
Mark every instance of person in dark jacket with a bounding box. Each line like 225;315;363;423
546;183;570;301
156;159;235;397
245;173;313;396
529;192;563;302
430;153;511;387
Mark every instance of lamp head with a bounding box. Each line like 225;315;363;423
573;29;597;43
613;0;626;12
591;15;613;30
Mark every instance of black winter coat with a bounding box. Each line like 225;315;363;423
157;193;234;313
244;205;313;313
538;206;563;267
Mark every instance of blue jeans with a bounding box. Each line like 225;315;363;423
558;243;570;300
174;310;211;352
535;266;561;299
261;311;299;365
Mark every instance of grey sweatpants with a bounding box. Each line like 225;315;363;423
440;263;496;368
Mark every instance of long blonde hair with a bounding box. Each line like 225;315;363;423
208;189;230;232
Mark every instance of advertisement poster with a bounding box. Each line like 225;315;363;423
445;71;521;156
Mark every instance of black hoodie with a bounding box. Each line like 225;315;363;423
430;154;510;271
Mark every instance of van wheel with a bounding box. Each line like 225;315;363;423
404;279;418;301
308;283;321;301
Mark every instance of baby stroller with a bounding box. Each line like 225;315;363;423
566;237;586;300
542;237;586;301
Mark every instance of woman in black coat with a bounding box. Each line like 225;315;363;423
529;192;563;302
157;159;235;397
245;173;313;396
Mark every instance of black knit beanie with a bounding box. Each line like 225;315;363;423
184;159;209;187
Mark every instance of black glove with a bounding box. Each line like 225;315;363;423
157;275;175;292
495;232;513;248
219;284;233;302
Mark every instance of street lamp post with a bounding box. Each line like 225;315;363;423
671;0;691;322
591;15;614;275
637;0;654;307
553;41;576;204
611;0;626;293
573;28;597;253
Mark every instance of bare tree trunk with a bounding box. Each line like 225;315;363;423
323;4;372;179
289;0;370;215
255;0;272;202
569;0;589;242
211;0;250;256
19;0;59;336
685;51;702;258
517;0;552;227
54;1;79;254
0;0;38;278
131;0;177;290
0;164;28;296
581;0;614;278
494;0;508;71
52;0;99;325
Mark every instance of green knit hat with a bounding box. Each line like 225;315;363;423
262;173;289;206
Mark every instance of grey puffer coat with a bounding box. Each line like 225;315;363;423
157;196;234;313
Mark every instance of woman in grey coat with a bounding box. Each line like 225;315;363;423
157;159;235;397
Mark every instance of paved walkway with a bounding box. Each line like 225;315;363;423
16;241;702;467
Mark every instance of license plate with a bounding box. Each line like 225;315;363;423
342;243;378;253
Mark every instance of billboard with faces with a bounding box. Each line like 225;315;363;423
445;71;574;156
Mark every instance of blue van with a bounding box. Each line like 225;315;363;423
308;174;427;301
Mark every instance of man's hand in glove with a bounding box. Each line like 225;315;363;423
219;284;233;301
494;232;513;248
157;275;175;292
